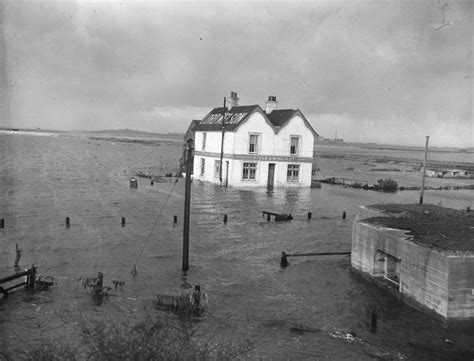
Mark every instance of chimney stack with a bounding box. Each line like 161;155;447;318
228;91;239;109
265;96;278;114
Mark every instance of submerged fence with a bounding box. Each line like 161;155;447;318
0;265;36;298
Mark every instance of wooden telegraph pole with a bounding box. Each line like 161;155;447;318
182;138;194;271
219;97;226;186
419;136;430;204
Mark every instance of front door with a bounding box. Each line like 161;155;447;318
267;163;275;189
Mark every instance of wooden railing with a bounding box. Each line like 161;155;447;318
0;265;36;298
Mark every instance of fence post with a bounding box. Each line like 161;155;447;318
14;244;21;268
28;265;36;289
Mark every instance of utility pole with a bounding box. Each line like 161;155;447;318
419;136;430;204
182;138;194;271
219;97;226;186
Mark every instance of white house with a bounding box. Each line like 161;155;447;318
191;92;318;188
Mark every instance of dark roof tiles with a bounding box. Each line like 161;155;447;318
191;104;318;136
266;109;297;127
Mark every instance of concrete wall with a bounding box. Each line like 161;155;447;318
352;206;474;320
399;241;449;317
351;221;408;274
448;255;474;319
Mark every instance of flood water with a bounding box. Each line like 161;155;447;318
1;132;473;360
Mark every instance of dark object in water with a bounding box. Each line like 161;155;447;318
35;276;54;290
262;211;293;222
280;252;289;268
289;325;321;334
154;285;207;316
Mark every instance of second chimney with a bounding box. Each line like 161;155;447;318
228;91;239;110
265;96;278;114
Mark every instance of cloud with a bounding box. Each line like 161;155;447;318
1;0;472;147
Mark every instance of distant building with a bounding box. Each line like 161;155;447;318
190;92;318;188
425;168;471;178
352;204;474;320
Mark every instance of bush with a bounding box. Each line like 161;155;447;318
375;178;398;192
9;312;253;361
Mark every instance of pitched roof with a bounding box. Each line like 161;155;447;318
183;119;201;140
266;109;297;127
267;109;319;136
192;103;319;136
192;105;261;131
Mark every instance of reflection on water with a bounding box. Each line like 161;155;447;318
0;133;473;360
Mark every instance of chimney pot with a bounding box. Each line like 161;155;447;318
228;91;239;109
265;95;278;114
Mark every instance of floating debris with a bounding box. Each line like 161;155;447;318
154;285;208;316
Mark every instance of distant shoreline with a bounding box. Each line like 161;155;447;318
1;127;472;153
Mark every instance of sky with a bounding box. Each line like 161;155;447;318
0;0;472;147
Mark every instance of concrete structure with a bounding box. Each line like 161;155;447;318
352;204;474;320
191;92;318;188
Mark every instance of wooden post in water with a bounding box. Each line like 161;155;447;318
280;252;289;268
27;265;36;289
0;218;4;228
307;212;312;220
371;310;377;333
121;217;126;227
419;136;430;204
14;244;21;268
174;215;178;224
182;139;194;271
223;214;228;224
66;217;70;227
342;211;346;219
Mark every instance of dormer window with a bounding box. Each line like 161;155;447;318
249;134;259;154
290;136;300;155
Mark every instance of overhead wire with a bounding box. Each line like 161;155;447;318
130;176;180;277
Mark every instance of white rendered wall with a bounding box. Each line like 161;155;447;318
276;115;315;157
232;113;275;155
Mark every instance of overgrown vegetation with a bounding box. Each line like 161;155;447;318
366;204;474;251
374;178;398;192
7;311;253;361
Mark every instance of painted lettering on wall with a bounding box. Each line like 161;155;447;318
201;112;248;125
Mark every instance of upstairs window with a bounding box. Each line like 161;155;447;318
200;158;205;176
287;164;300;182
202;133;207;151
242;162;257;180
249;134;259;154
290;136;300;155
